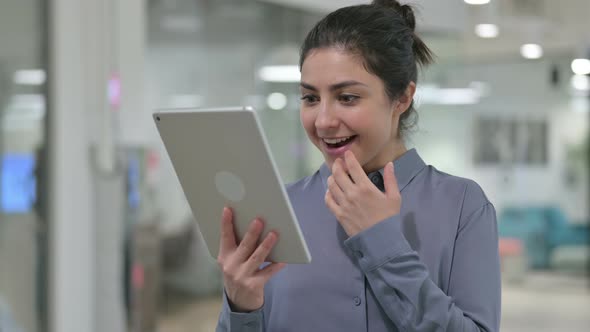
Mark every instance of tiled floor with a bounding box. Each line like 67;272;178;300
500;272;590;332
158;272;590;332
159;295;221;332
0;214;39;332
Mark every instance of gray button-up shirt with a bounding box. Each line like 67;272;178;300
216;149;501;332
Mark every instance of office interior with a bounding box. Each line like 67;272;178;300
0;0;589;331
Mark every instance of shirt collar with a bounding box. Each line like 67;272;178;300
318;148;427;193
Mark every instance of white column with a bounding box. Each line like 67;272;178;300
94;1;146;331
48;0;95;330
49;0;146;332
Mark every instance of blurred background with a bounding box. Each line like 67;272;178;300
0;0;588;331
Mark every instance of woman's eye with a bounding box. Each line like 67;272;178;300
339;94;359;104
301;95;319;104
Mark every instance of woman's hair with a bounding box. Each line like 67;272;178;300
300;0;434;137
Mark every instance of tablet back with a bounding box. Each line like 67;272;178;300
153;106;311;264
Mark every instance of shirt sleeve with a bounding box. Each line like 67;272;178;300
343;203;501;332
215;291;265;332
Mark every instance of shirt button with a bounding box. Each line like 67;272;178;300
354;296;362;306
370;173;385;191
244;321;258;328
371;175;381;184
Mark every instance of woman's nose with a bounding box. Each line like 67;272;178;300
314;103;338;130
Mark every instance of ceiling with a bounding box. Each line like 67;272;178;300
259;0;590;61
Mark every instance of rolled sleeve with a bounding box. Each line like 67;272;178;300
216;291;264;332
343;215;412;271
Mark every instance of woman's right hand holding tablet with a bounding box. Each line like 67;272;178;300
217;207;286;312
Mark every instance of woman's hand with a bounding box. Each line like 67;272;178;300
217;207;286;312
325;150;401;237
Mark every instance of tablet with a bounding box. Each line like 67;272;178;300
153;106;311;264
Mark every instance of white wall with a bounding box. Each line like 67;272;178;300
412;58;589;223
0;0;42;68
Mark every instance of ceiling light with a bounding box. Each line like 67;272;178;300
571;58;590;75
258;65;300;83
266;92;288;110
437;88;481;105
520;44;543;59
465;0;490;5
13;70;46;85
571;74;590;92
475;24;499;38
416;85;481;105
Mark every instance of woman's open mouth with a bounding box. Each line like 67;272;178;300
322;135;357;156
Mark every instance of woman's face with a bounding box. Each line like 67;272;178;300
300;47;413;172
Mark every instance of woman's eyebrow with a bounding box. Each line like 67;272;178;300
300;80;367;92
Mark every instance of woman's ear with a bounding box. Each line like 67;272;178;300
395;81;416;115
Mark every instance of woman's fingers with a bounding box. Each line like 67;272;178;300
218;207;237;259
332;158;355;193
234;218;264;262
245;231;279;273
343;151;366;185
256;262;287;284
327;175;345;205
383;162;400;198
325;189;341;218
219;215;283;313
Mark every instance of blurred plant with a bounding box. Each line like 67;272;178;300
564;132;589;187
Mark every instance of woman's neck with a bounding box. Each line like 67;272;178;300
363;140;407;173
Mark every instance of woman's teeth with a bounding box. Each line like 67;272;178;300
323;136;353;144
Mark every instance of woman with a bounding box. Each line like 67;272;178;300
216;1;501;331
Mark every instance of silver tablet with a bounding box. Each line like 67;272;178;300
153;106;311;264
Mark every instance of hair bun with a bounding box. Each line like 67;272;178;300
372;0;416;31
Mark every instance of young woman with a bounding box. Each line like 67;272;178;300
216;1;501;331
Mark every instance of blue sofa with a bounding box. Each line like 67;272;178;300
497;206;589;269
